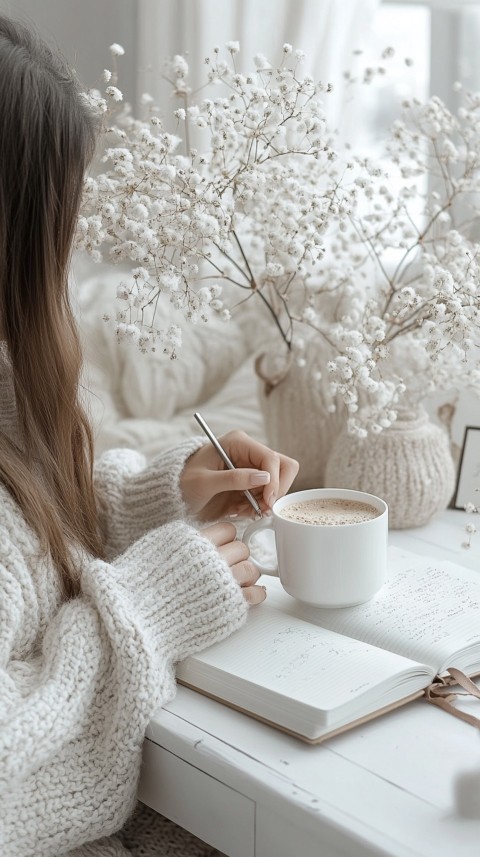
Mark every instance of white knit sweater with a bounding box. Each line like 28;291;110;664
0;347;247;857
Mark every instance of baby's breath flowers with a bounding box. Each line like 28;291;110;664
77;42;479;417
462;494;480;549
288;91;480;436
76;43;352;356
109;43;125;57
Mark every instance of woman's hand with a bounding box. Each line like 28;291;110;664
181;430;299;520
202;521;266;605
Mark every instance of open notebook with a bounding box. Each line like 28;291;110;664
176;548;480;743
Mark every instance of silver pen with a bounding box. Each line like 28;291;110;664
194;412;263;517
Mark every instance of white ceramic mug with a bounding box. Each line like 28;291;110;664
243;488;388;607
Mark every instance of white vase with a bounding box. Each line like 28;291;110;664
256;336;345;490
324;408;456;529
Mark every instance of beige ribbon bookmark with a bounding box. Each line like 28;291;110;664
424;668;480;728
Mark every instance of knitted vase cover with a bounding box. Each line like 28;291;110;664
257;338;345;491
324;409;456;529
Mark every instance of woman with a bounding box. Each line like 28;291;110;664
0;15;298;857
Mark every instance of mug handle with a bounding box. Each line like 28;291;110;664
242;517;278;576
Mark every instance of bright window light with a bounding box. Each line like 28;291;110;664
351;3;430;153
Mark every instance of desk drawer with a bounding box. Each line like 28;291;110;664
139;737;255;857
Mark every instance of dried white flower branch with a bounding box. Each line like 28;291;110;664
76;43;479;436
462;493;480;549
293;92;480;435
77;43;353;357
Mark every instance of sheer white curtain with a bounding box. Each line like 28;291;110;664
136;0;381;131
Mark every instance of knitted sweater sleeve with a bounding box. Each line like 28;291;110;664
94;437;205;558
0;513;247;857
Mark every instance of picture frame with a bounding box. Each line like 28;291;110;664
453;426;480;511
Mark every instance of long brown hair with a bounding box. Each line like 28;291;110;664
0;16;104;597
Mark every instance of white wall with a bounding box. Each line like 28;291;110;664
0;0;139;105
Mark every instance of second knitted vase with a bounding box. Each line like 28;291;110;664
324;408;456;529
256;335;345;490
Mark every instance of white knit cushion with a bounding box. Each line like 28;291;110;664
76;270;248;419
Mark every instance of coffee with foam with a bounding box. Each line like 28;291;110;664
279;497;380;526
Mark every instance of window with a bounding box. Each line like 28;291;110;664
382;0;480;102
355;1;480;172
344;3;429;154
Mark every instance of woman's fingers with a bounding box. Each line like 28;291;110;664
200;466;270;495
218;537;250;568
229;556;265;604
180;429;299;519
201;521;237;547
201;523;266;605
277;454;300;503
241;583;267;605
217;431;299;508
199;455;297;511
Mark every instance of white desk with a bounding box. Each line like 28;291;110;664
139;510;480;857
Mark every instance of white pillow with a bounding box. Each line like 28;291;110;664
74;264;256;455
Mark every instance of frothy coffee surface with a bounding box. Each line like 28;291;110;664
279;497;380;526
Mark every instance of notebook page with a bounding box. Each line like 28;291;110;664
177;596;433;731
276;548;480;674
